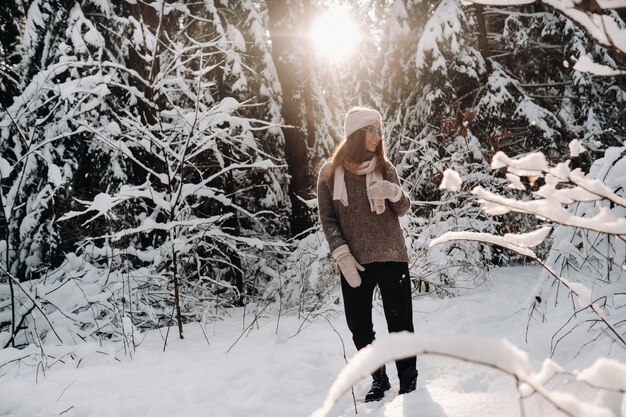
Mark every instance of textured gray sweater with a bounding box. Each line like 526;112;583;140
317;160;411;265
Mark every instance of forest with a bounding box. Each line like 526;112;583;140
0;1;625;416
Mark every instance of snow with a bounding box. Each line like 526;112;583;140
2;0;625;415
461;0;626;83
312;335;534;417
387;0;410;39
2;266;623;417
473;185;626;235
0;156;13;178
439;168;463;192
506;173;526;190
574;55;626;76
577;358;626;391
491;151;549;176
544;0;626;53
568;139;586;158
430;228;552;258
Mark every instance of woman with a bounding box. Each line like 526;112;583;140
317;106;418;402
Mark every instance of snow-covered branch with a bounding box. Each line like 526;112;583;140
430;228;626;348
464;0;626;57
311;333;623;417
463;0;626;85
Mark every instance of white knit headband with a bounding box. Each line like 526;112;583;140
344;108;382;138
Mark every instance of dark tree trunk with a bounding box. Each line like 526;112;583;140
266;0;314;237
474;4;489;58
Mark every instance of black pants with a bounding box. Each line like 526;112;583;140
340;261;417;377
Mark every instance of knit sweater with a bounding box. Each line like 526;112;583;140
317;160;411;265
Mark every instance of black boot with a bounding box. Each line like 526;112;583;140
398;368;418;394
365;366;391;402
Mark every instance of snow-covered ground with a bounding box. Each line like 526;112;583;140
0;266;622;417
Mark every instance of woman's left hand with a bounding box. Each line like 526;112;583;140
367;180;403;202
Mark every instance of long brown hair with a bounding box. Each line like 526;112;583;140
331;121;387;174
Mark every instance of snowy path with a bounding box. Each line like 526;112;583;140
0;267;575;417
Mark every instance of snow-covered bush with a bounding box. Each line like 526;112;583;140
0;1;291;347
258;228;340;322
432;141;625;355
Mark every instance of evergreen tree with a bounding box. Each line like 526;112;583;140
0;0;119;346
379;0;626;290
477;3;625;159
0;0;22;107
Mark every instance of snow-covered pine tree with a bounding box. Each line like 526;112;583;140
0;0;124;347
477;3;625;160
337;2;381;110
380;0;415;129
380;0;625;292
381;0;503;291
223;1;291;233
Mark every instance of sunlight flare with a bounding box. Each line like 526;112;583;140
310;6;361;62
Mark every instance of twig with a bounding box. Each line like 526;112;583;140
322;315;358;415
197;321;211;347
275;270;283;335
226;288;279;353
163;301;177;352
0;355;30;370
60;406;75;415
3;304;36;348
57;380;76;402
290;283;339;339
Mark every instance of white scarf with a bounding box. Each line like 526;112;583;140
333;156;385;214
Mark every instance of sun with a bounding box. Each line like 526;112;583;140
310;6;361;62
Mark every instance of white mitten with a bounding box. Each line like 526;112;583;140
332;245;364;288
367;180;403;202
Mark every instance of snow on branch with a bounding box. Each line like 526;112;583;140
439;168;463;192
430;227;552;258
432;144;626;350
472;186;626;236
573;55;626;76
311;333;620;417
475;149;626;238
542;0;626;53
577;357;626;392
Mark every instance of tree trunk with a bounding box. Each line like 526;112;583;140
172;243;184;339
474;4;490;58
267;0;314;237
